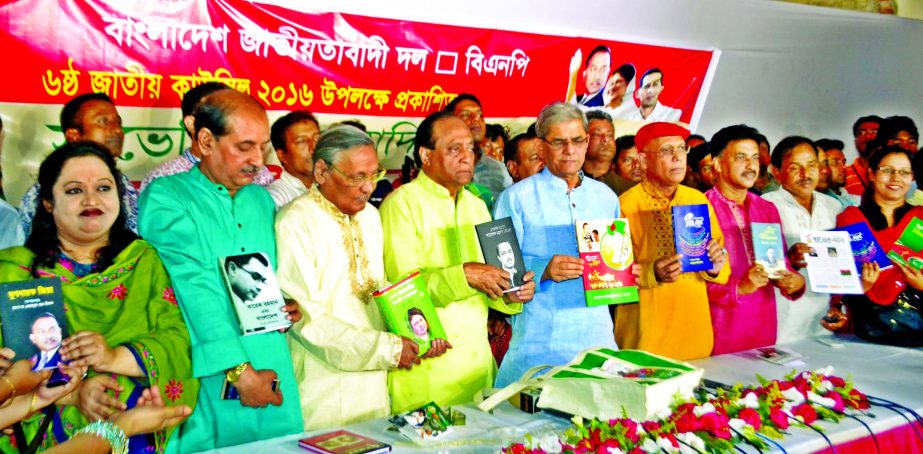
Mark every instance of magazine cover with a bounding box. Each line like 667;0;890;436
671;204;713;272
0;278;67;371
887;217;923;271
751;222;786;279
800;231;863;294
373;272;447;356
299;430;390;454
475;217;525;292
218;252;292;335
575;219;639;306
835;221;892;271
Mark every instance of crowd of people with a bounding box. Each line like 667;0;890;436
0;83;920;453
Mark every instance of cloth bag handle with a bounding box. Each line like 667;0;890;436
477;364;554;412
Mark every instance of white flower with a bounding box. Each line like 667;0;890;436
781;387;806;405
677;432;706;454
814;366;835;377
693;402;716;417
537;434;562;453
641;438;660;453
816;380;833;394
657;436;679;453
728;418;747;431
808;391;836;409
606;447;625;454
736;392;760;409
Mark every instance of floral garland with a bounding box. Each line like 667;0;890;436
503;367;871;454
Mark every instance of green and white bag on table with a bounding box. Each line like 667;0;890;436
479;348;704;421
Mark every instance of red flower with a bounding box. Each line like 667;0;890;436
595;439;620;454
769;407;790;429
847;389;870;410
107;283;128;301
621;419;640;443
674;411;700;433
776;380;794;391
164;379;184;402
641;421;662;432
826;376;846;388
700;412;731;440
739;408;762;430
663;433;679;448
162;287;177;306
792;403;818;424
629;448;645;454
824;391;846;412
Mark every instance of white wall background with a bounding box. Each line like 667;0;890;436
262;0;922;160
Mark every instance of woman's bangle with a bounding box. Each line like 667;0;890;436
27;392;39;415
76;420;128;454
0;376;16;408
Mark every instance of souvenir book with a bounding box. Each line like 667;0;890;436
475;217;525;292
671;204;713;272
751;222;786;279
835;221;892;271
800;231;863;294
575;219;639;306
887;216;923;270
0;278;68;371
388;401;453;442
218;252;292;335
749;346;804;365
299;430;391;454
373;271;447;356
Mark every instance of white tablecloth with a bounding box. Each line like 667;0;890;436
200;336;923;453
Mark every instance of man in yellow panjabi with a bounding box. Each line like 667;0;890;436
615;122;729;360
380;112;536;413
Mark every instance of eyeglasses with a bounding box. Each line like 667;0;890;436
655;144;690;159
542;136;589;150
457;110;484;123
325;161;387;187
877;167;913;178
731;154;761;164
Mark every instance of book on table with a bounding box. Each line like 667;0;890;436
373;271;447;356
298;429;390;454
672;204;713;272
475;217;526;292
218;251;292;335
575;218;639;306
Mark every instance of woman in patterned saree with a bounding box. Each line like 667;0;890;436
0;141;196;453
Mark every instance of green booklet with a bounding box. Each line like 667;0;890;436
373;271;447;356
887;217;923;270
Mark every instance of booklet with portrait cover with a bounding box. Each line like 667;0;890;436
0;278;68;371
575;219;639;306
299;430;390;454
887;216;923;271
218;252;292;336
475;217;525;292
387;401;453;442
751;222;786;279
748;346;804;366
800;230;863;294
672;204;713;273
373;271;447;356
835;221;892;271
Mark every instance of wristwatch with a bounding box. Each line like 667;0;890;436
226;362;250;383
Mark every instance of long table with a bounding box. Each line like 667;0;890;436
202;336;923;453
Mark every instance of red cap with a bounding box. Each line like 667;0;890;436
634;122;690;152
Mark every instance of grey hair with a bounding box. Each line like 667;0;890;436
312;124;374;165
585;109;613;123
535;102;587;139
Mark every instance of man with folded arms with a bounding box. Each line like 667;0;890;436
614;122;729;360
380;111;535;412
704;125;805;355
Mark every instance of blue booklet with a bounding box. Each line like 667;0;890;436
672;204;713;273
835;221;892;271
751;222;786;279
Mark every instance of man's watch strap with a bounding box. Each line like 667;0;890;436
226;362;250;383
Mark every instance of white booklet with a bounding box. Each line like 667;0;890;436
800;230;863;295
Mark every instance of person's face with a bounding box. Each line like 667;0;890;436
854;121;880;156
888;130;918;153
870;152;913;203
778;144;819;201
29;317;62;353
421;117;475;193
604;72;628;103
815;148;831;192
315;144;380;216
508;138;544;181
278;120;320;179
583;51;611;94
67;100;124;158
641;136;687;188
540;119;589;180
199;105;270;195
758;141;771;166
497;242;515;269
715;139;760;191
696;154;715;187
766;248;776;262
615;146;644;183
481;136;505;162
452;99;486;143
586;119;615;163
44;156;120;246
826;149;847;185
229;257;267;301
410;314;428;337
638;72;664;109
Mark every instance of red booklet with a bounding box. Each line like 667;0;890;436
299;430;391;454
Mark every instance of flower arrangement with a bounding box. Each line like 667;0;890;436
502;367;870;454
